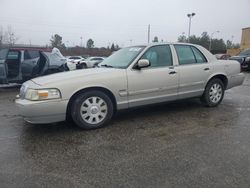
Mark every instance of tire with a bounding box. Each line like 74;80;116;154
71;90;114;129
201;78;225;107
76;63;87;69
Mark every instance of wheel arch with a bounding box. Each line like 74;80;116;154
206;73;228;89
66;86;117;121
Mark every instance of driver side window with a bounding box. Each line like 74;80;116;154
140;45;173;68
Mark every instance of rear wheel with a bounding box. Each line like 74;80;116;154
71;91;114;129
201;78;225;107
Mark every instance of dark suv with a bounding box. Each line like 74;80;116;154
230;49;250;71
0;47;67;84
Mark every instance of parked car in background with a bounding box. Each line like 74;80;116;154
67;56;84;63
16;43;244;130
66;56;85;71
215;54;231;60
0;47;67;84
77;56;105;68
229;49;250;71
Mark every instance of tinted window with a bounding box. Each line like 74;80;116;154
191;47;207;63
24;50;40;60
141;45;172;68
91;58;103;61
0;49;8;60
7;51;19;60
174;45;196;65
91;58;98;61
69;56;81;59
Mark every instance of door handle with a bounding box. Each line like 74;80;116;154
169;71;177;75
204;68;210;71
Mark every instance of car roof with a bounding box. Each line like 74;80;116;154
9;47;52;52
129;42;202;48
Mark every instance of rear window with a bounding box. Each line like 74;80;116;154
69;56;81;59
174;45;207;65
7;51;19;60
91;58;103;61
174;45;196;65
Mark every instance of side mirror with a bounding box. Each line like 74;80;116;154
136;59;150;69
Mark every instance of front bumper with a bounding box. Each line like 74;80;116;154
15;98;69;124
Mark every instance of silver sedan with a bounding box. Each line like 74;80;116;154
16;43;244;129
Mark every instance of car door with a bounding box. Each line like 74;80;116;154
127;45;179;107
22;50;40;80
174;45;212;99
5;50;22;82
0;49;9;84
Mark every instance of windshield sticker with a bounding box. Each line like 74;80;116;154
129;48;142;52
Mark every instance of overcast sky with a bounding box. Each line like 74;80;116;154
0;0;250;47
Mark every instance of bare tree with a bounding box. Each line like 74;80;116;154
0;26;3;48
4;26;19;46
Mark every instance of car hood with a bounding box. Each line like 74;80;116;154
31;68;121;86
229;56;247;63
230;55;248;59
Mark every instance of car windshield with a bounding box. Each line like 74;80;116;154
69;56;81;59
99;46;145;68
0;49;8;60
239;49;250;56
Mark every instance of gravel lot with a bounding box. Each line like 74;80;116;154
0;73;250;188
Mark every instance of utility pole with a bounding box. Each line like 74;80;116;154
187;13;196;42
148;24;151;43
209;31;220;52
80;36;83;47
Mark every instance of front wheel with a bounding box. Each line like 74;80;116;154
201;78;225;107
71;91;114;129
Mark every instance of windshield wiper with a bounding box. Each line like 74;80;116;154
100;64;114;68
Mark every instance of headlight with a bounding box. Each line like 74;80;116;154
25;88;61;101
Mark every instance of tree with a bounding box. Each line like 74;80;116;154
50;34;66;49
226;40;233;49
115;44;120;50
232;43;240;49
211;39;226;51
177;31;228;53
177;34;187;42
110;43;115;51
4;26;19;46
199;32;210;49
152;36;159;43
0;26;3;48
86;39;94;48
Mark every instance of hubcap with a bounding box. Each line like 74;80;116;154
209;83;222;103
80;97;108;125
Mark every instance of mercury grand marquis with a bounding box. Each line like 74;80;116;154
16;43;245;129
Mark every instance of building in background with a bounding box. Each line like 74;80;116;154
241;27;250;50
227;27;250;56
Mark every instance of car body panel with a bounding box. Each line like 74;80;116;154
127;67;179;107
177;63;213;99
16;43;245;124
31;68;129;110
